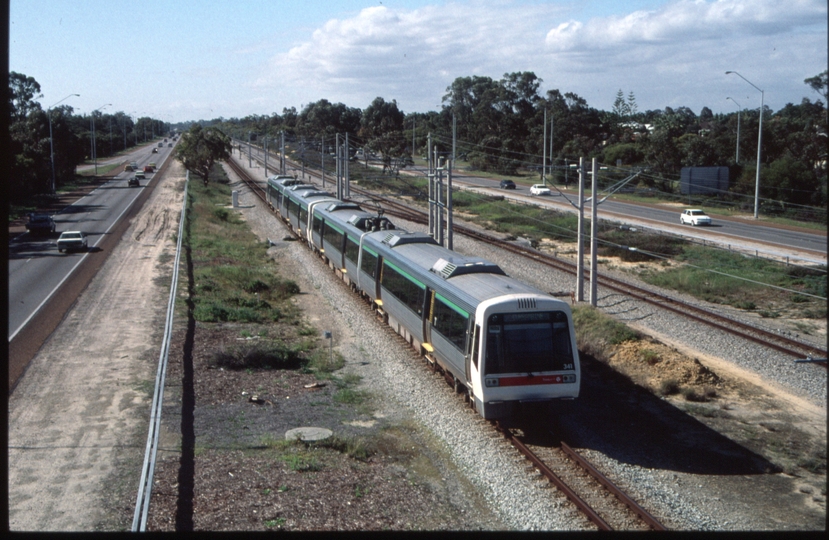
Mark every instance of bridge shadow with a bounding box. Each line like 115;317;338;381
510;354;779;476
175;198;196;532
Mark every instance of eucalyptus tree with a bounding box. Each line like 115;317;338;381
360;97;408;173
8;72;49;199
297;99;361;139
175;124;233;186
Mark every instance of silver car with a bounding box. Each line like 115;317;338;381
57;231;88;253
680;209;712;226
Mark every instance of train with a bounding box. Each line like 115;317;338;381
265;174;580;419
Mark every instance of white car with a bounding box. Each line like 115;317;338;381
57;231;88;253
529;184;552;196
680;209;712;226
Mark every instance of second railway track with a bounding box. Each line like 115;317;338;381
229;151;826;365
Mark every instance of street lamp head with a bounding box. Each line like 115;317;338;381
725;71;733;74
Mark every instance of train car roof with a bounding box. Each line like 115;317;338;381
362;231;548;310
267;176;300;187
316;202;397;234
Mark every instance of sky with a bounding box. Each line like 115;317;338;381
9;0;828;124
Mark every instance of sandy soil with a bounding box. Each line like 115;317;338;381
7;163;187;531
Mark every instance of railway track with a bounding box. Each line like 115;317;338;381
230;148;826;365
227;155;670;530
493;422;666;531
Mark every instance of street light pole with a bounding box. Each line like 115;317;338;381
726;71;763;219
48;93;80;194
726;97;742;164
92;103;112;176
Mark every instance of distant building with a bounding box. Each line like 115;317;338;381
680;167;729;195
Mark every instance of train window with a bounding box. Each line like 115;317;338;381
299;204;308;228
286;197;296;220
361;247;378;278
313;215;323;236
345;236;360;264
432;293;468;351
382;260;425;316
323;223;344;252
483;311;573;375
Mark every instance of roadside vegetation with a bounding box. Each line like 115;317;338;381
183;165;354;380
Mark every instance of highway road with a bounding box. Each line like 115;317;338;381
449;170;827;263
8;141;176;339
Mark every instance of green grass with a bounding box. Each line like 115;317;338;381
638;245;827;318
187;167;302;325
571;304;640;361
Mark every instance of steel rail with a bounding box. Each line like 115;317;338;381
232;152;664;531
559;441;667;530
131;172;189;531
493;422;613;530
360;191;827;363
236;150;826;363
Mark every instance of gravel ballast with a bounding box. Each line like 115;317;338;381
225;161;825;531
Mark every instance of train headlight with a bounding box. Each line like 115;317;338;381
562;374;576;383
484;378;499;387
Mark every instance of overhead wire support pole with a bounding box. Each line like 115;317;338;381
590;158;599;307
427;133;434;239
336;133;342;200
321;135;326;189
446;156;453;250
576;158;585;302
345;132;350;199
434;146;444;246
542;109;547;185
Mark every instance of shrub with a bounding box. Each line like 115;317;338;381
659;379;680;395
209;343;305;370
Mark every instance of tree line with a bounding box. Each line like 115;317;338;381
210;70;827;216
10;69;827;216
8;72;171;204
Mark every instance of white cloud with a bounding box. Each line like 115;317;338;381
545;0;826;50
249;0;826;114
253;1;565;110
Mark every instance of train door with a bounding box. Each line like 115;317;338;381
465;321;477;385
422;289;434;352
468;323;482;400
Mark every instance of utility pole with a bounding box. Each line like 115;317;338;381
336;134;342;199
345;132;350;198
549;114;554;183
542;109;547;185
589;158;598;306
576;158;585;302
427;133;434;238
446;154;453;250
280;131;285;174
321;135;326;189
436;146;444;246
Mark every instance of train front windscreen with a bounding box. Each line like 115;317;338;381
483;311;575;374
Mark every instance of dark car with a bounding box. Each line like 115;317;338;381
500;179;516;190
26;213;56;235
128;176;140;187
